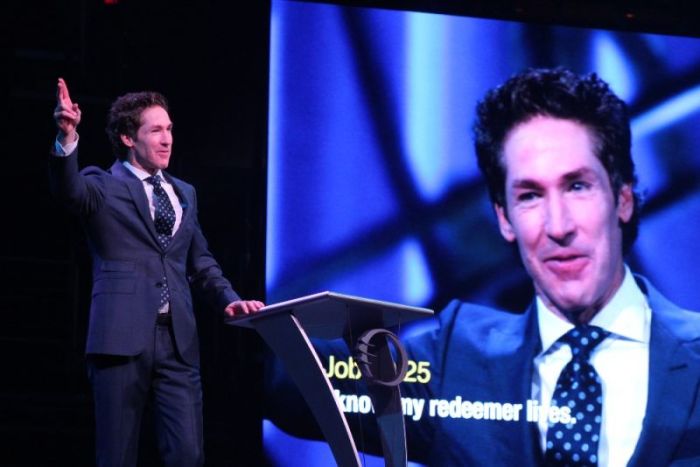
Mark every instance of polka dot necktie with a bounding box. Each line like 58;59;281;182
544;325;610;466
146;175;176;248
146;175;175;308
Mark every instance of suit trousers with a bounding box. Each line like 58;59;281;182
87;320;204;467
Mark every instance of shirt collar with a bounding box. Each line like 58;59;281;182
537;266;650;355
122;160;164;182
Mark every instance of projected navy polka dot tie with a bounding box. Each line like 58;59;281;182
544;325;610;467
146;175;176;308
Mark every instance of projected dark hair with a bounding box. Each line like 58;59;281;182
473;67;641;252
106;91;169;160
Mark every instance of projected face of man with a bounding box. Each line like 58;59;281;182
494;116;634;324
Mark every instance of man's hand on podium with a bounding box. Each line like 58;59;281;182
225;300;266;317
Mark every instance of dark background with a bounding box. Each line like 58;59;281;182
3;0;699;465
4;1;268;465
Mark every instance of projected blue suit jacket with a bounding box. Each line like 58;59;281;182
398;275;700;466
49;149;239;366
265;275;700;466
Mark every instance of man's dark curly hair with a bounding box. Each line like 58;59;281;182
473;67;641;253
106;91;169;160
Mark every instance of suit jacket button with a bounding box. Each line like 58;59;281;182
155;282;163;288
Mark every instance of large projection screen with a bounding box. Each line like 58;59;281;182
264;0;700;464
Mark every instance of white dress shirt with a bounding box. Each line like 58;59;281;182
533;266;650;467
121;161;183;235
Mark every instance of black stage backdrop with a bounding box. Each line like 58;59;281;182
4;1;268;465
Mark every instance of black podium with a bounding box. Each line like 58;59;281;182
230;291;433;467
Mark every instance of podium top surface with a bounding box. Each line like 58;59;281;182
228;291;434;339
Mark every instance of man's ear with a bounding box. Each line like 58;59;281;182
120;134;134;148
495;203;516;242
617;184;634;223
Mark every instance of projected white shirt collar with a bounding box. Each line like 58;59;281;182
533;265;651;467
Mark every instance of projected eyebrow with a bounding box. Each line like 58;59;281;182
510;168;600;188
562;168;597;182
511;179;542;190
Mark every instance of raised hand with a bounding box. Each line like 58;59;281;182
54;78;81;144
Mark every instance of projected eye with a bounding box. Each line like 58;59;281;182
517;191;540;203
569;181;591;192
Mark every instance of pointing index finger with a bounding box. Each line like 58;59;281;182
57;78;73;107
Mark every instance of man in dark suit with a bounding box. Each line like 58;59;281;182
265;68;700;466
50;78;265;467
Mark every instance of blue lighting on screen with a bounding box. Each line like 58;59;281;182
401;237;433;305
266;0;283;287
318;237;433;306
592;31;637;102
404;13;450;202
632;84;700;138
265;2;700;463
263;420;425;467
636;192;700;310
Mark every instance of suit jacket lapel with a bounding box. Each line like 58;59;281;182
482;306;543;466
628;277;700;466
109;161;161;248
163;172;193;244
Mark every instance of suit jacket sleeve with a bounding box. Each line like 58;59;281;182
185;188;241;312
48;147;106;216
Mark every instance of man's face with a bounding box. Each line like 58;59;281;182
495;116;634;322
122;105;173;174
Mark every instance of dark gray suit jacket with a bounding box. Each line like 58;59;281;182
49;149;239;366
